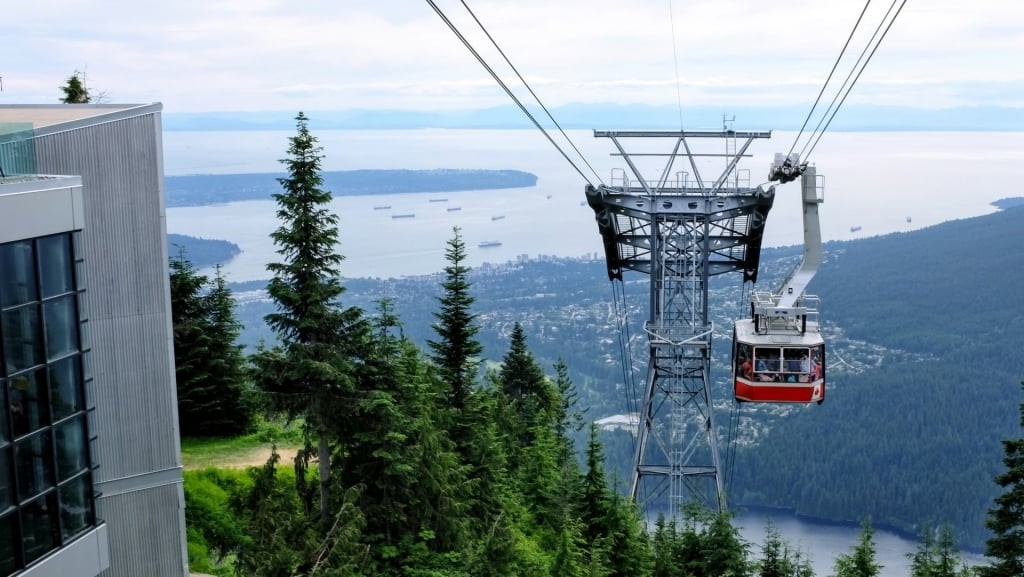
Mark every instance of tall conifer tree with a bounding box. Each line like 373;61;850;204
911;524;977;577
982;381;1024;577
832;518;880;577
250;112;367;527
427;226;482;411
169;253;251;436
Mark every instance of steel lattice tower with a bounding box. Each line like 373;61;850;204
584;129;776;513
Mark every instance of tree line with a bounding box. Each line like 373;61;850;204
170;112;1024;576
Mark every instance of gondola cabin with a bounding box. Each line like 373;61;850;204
732;297;825;404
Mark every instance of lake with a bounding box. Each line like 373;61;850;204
732;509;987;577
163;129;1024;281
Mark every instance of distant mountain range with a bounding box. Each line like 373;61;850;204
163;104;1024;132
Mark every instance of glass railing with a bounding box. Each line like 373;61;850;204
0;123;38;178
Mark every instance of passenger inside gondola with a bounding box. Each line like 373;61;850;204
741;357;753;380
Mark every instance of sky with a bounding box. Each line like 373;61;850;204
3;0;1022;114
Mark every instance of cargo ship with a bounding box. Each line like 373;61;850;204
850;225;862;232
429;198;448;203
373;205;392;210
392;213;415;219
491;215;506;221
447;207;462;212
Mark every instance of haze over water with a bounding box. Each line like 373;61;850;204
163;129;1023;282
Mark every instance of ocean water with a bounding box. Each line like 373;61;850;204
163;129;1024;281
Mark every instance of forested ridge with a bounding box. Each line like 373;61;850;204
165;168;538;207
730;204;1024;550
168;233;241;268
225;204;1024;551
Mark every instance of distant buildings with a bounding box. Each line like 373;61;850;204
595;413;639;433
0;105;187;576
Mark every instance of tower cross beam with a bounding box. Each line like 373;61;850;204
585;128;777;514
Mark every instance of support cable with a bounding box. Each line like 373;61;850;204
618;280;641;422
787;0;873;158
457;0;604;186
425;0;596;186
668;0;685;131
613;282;637;424
802;0;907;161
611;281;639;457
726;400;741;498
723;279;747;497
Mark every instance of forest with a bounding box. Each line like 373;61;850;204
165;168;538;207
223;202;1024;552
168;233;241;268
173;114;1022;576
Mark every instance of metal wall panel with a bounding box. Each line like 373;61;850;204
0;178;82;243
14;107;188;577
95;484;187;577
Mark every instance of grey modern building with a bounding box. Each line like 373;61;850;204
0;105;188;576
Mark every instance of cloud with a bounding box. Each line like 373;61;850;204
2;0;1020;112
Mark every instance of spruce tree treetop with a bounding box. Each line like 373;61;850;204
265;111;347;347
499;321;547;401
427;226;483;410
59;71;91;103
832;518;880;577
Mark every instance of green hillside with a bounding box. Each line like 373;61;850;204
729;204;1024;549
229;204;1024;550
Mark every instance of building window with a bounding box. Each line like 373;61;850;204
0;232;95;574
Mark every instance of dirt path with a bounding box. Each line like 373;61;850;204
184;444;303;470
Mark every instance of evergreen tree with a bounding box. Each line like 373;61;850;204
759;522;791;577
757;522;813;577
498;322;548;403
668;505;745;577
459;387;515;547
250;112;368;527
982;381;1024;577
792;551;816;577
495;323;556;484
169;252;252;436
425;226;509;545
552;516;587;577
551;359;585;513
235;450;366;577
911;524;977;577
603;488;652;577
581;423;611;545
346;298;469;562
552;359;585;450
831;518;880;577
203;265;253;433
234;451;309;577
59;71;91;103
427;226;482;412
515;420;563;534
651;514;678;577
